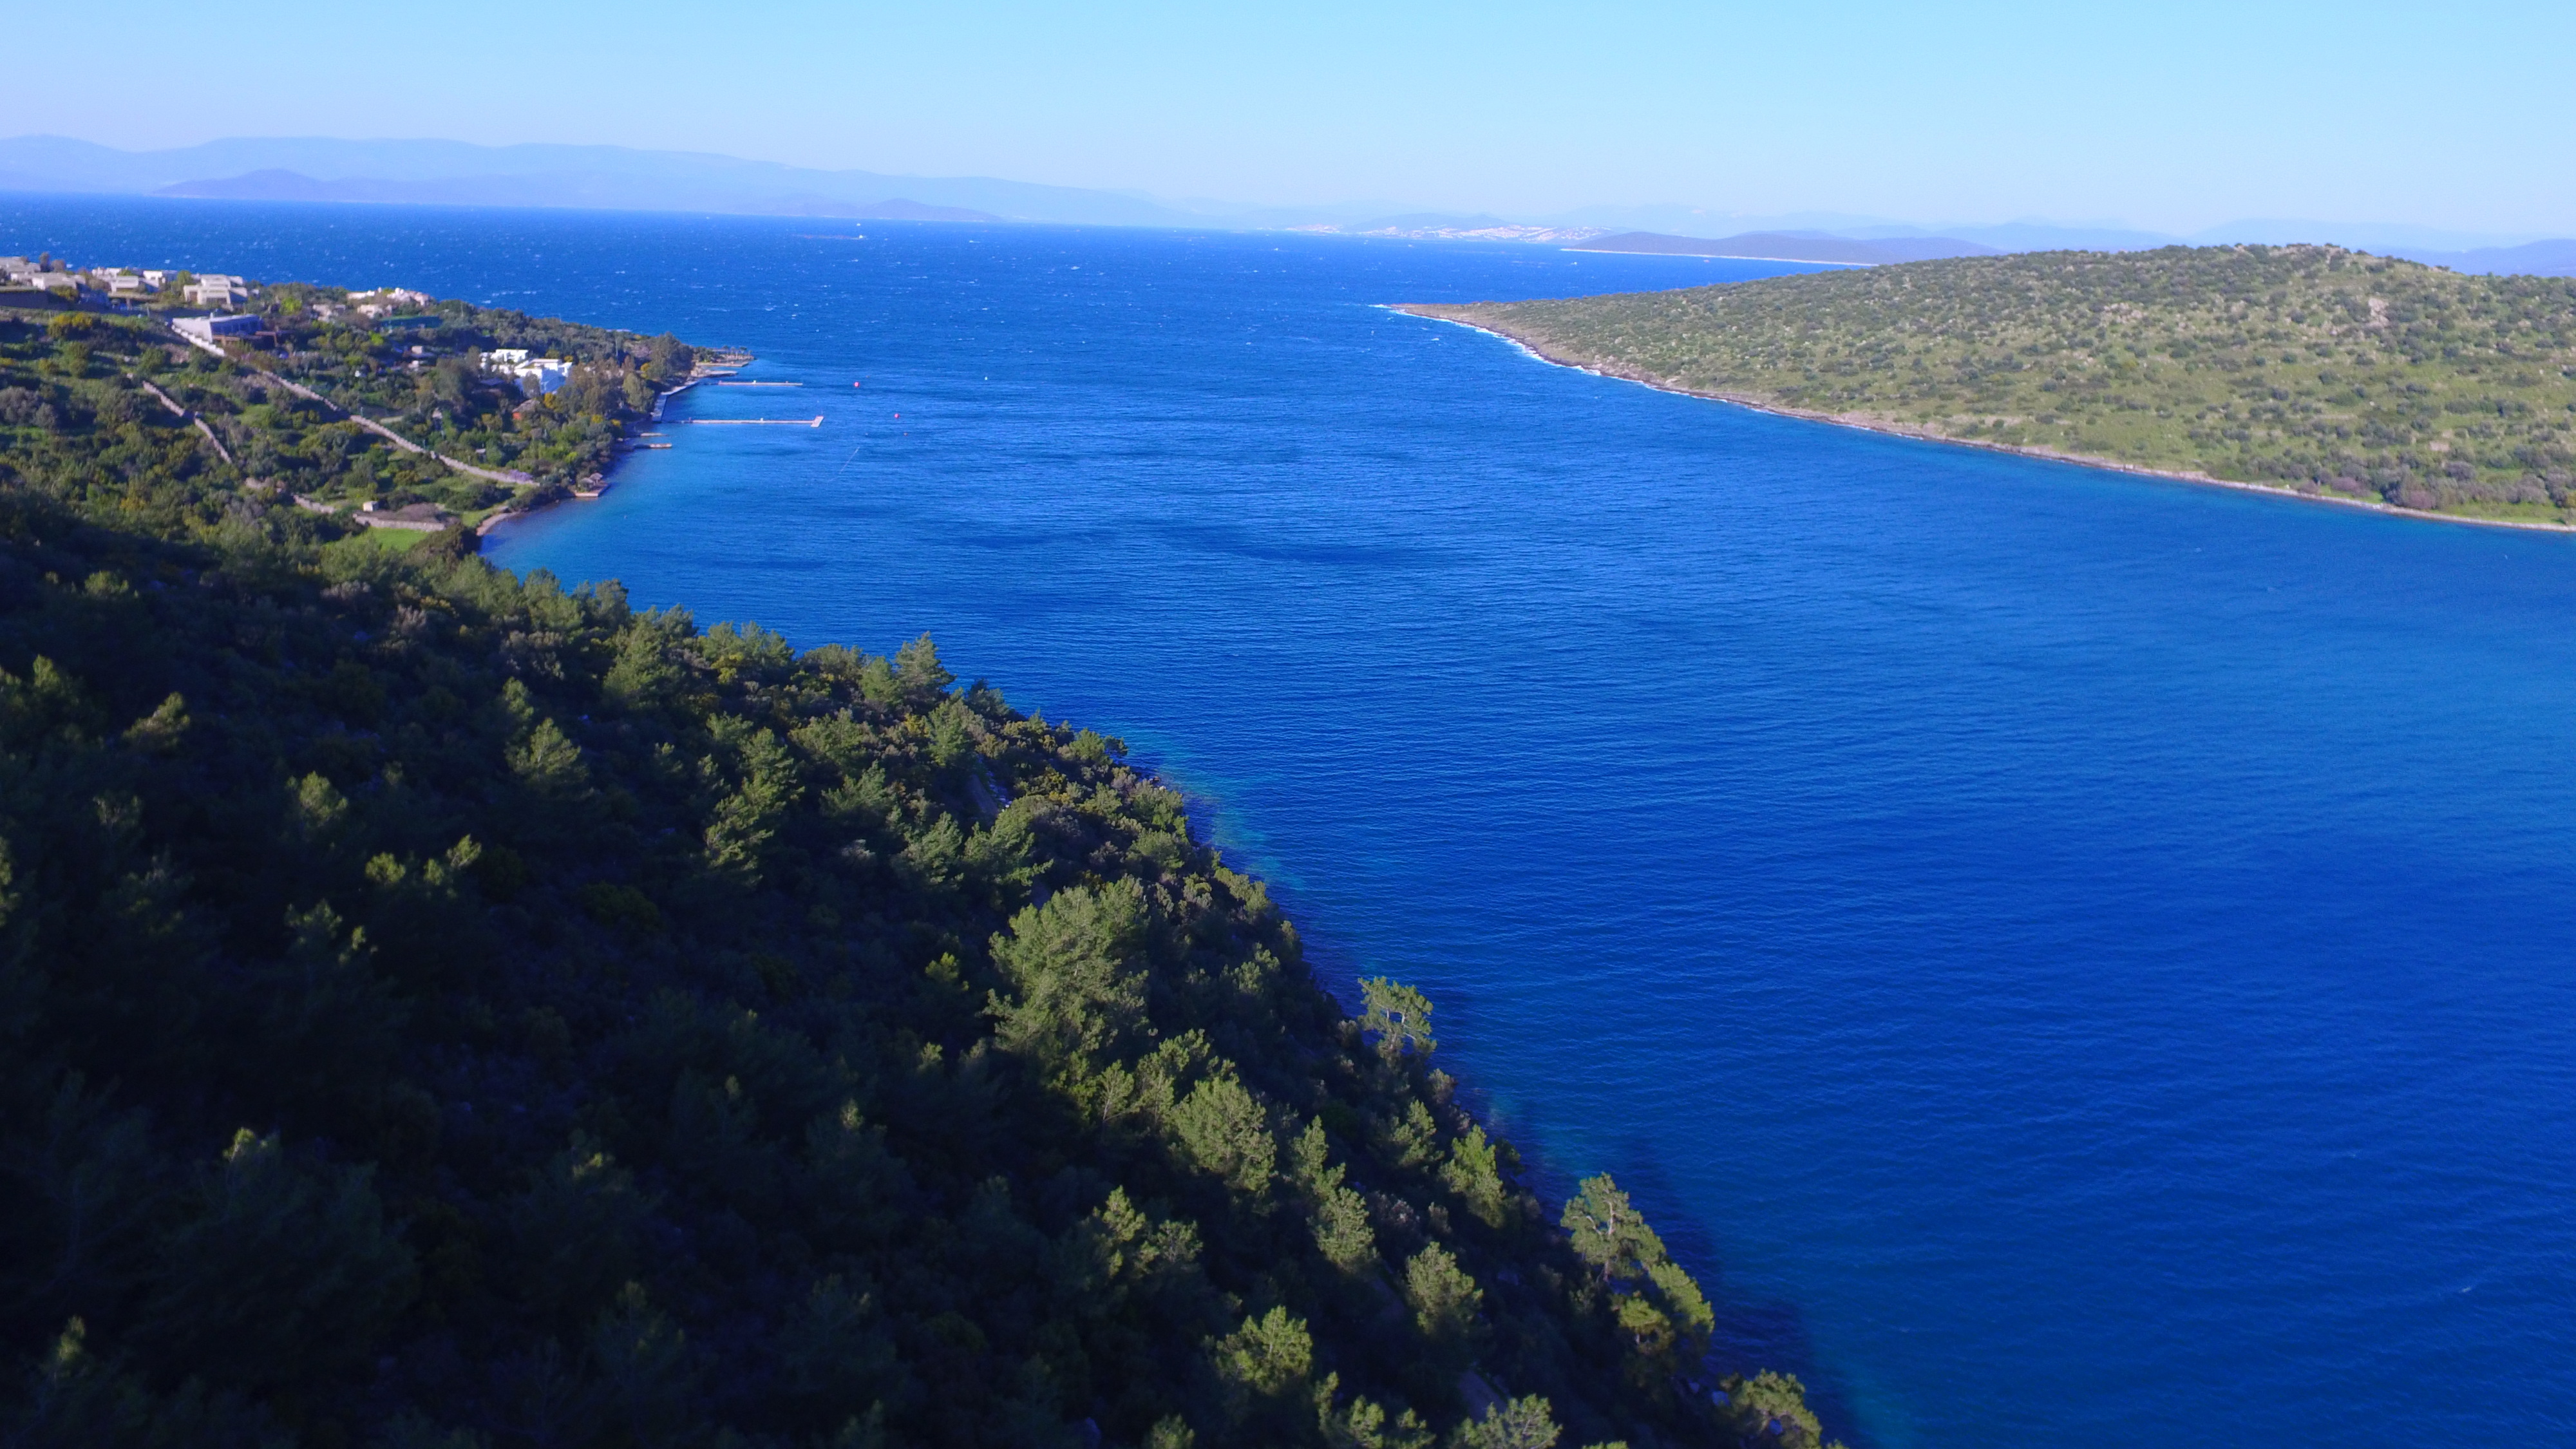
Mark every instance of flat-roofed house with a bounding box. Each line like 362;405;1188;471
185;275;249;307
502;358;571;395
477;348;569;394
173;314;262;346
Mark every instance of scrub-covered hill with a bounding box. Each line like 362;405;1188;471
1406;245;2576;525
0;305;1836;1448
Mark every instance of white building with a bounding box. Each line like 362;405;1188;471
174;314;261;345
480;349;568;395
515;359;571;395
185;274;249;307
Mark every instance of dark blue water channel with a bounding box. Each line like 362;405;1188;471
12;195;2574;1446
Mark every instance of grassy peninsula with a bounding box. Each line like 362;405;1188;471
1405;245;2576;525
0;300;1837;1449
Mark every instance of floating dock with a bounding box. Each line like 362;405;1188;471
685;417;824;427
713;381;803;387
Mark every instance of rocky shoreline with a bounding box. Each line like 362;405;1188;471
1392;303;2576;536
476;359;746;537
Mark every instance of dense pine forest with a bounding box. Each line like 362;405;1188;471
0;303;1835;1449
1408;245;2576;524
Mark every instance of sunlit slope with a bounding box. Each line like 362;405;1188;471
1414;246;2576;523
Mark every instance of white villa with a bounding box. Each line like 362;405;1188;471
482;348;570;395
173;315;261;345
185;274;250;307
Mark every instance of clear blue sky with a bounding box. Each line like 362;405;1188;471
10;0;2571;234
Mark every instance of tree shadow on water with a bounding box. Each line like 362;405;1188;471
1231;900;1873;1444
1608;1148;1867;1447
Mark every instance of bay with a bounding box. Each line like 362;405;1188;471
10;194;2573;1446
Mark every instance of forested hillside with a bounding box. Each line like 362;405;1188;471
1410;246;2576;523
0;308;1835;1449
5;274;714;527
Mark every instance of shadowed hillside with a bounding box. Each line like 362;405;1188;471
0;299;1839;1448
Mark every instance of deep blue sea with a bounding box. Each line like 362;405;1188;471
10;194;2573;1446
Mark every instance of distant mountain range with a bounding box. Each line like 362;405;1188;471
1286;214;1612;243
3;134;2569;276
149;167;1006;222
1569;232;1998;265
0;135;1170;226
2392;238;2576;278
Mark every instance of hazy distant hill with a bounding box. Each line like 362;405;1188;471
1908;222;2179;253
1572;221;2576;273
6;134;2570;267
1295;213;1610;242
1570;231;1998;265
0;135;1170;226
150;167;1004;222
2393;239;2576;278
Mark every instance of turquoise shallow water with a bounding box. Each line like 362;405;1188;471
11;195;2576;1445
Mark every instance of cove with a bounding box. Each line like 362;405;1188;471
12;194;2573;1446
